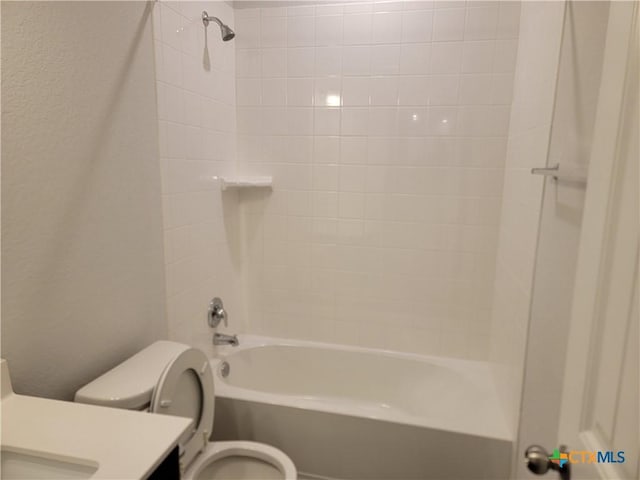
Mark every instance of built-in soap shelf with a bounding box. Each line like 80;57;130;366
219;175;273;191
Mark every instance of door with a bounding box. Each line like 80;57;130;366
520;2;638;480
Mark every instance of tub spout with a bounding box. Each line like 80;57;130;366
213;333;239;347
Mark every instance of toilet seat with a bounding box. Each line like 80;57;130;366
150;347;297;479
184;441;297;480
150;348;215;470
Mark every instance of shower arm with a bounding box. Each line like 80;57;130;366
202;12;223;28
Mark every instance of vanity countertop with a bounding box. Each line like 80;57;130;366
1;359;191;479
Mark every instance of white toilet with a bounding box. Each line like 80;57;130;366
75;341;297;480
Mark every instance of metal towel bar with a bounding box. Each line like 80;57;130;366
531;163;588;183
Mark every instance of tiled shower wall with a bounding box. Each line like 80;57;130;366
235;1;520;359
152;1;244;354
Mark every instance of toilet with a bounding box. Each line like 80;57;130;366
75;341;297;480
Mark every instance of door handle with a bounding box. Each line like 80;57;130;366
524;445;571;480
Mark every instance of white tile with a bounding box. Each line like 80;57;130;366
340;137;368;164
493;39;518;73
372;12;403;44
286;136;314;164
156;82;168;120
160;4;183;51
342;77;371;106
367;137;398;165
235;7;260;19
338;192;365;218
236;16;261;48
343;13;373;45
398;76;429;105
430;42;462;73
464;6;499;41
314;136;340;164
365;165;389;192
262;78;287;105
261;48;287;77
426;106;458;135
237;49;261;77
315;15;343;45
432;8;465;41
458;74;493;105
316;4;344;16
491;73;515;105
341;108;370;136
399;44;431;74
368;108;398;136
236;78;261;106
287;5;315;17
162;44;183;87
401;10;434;43
339;165;366;192
165;121;186;159
374;1;405;13
314;77;343;107
457;105;510;136
287;78;315;106
496;2;521;39
287;47;315;77
314;107;341;135
164;83;185;123
342;46;372;75
398;108;428;136
370;45;401;75
313;165;340;190
286;108;314;135
287;16;316;47
152;3;163;42
370;76;399;106
428;74;459;105
313;191;339;216
183;93;201;128
261;6;287;17
315;46;343;75
345;3;373;14
262;107;288;135
462;41;495;73
261;16;287;47
210;0;517;361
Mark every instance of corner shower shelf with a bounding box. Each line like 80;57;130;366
220;175;273;191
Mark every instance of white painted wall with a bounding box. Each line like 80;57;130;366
2;2;167;400
152;1;243;355
488;0;565;438
516;3;610;478
234;0;520;359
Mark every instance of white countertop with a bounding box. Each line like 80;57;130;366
1;360;191;479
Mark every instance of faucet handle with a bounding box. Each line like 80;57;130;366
207;297;227;328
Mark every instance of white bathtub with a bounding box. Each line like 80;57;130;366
211;335;512;479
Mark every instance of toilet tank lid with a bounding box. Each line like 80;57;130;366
74;341;190;410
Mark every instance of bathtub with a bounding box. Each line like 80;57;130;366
211;335;512;480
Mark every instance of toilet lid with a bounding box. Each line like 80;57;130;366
150;348;215;471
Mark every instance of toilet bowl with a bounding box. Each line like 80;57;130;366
75;341;296;480
185;441;294;480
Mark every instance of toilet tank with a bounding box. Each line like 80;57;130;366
75;341;189;410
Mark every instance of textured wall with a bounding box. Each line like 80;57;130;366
152;1;243;354
2;1;167;400
234;0;520;359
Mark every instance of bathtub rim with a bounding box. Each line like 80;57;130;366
211;334;512;442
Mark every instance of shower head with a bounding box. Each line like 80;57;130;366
220;24;236;42
202;11;235;41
